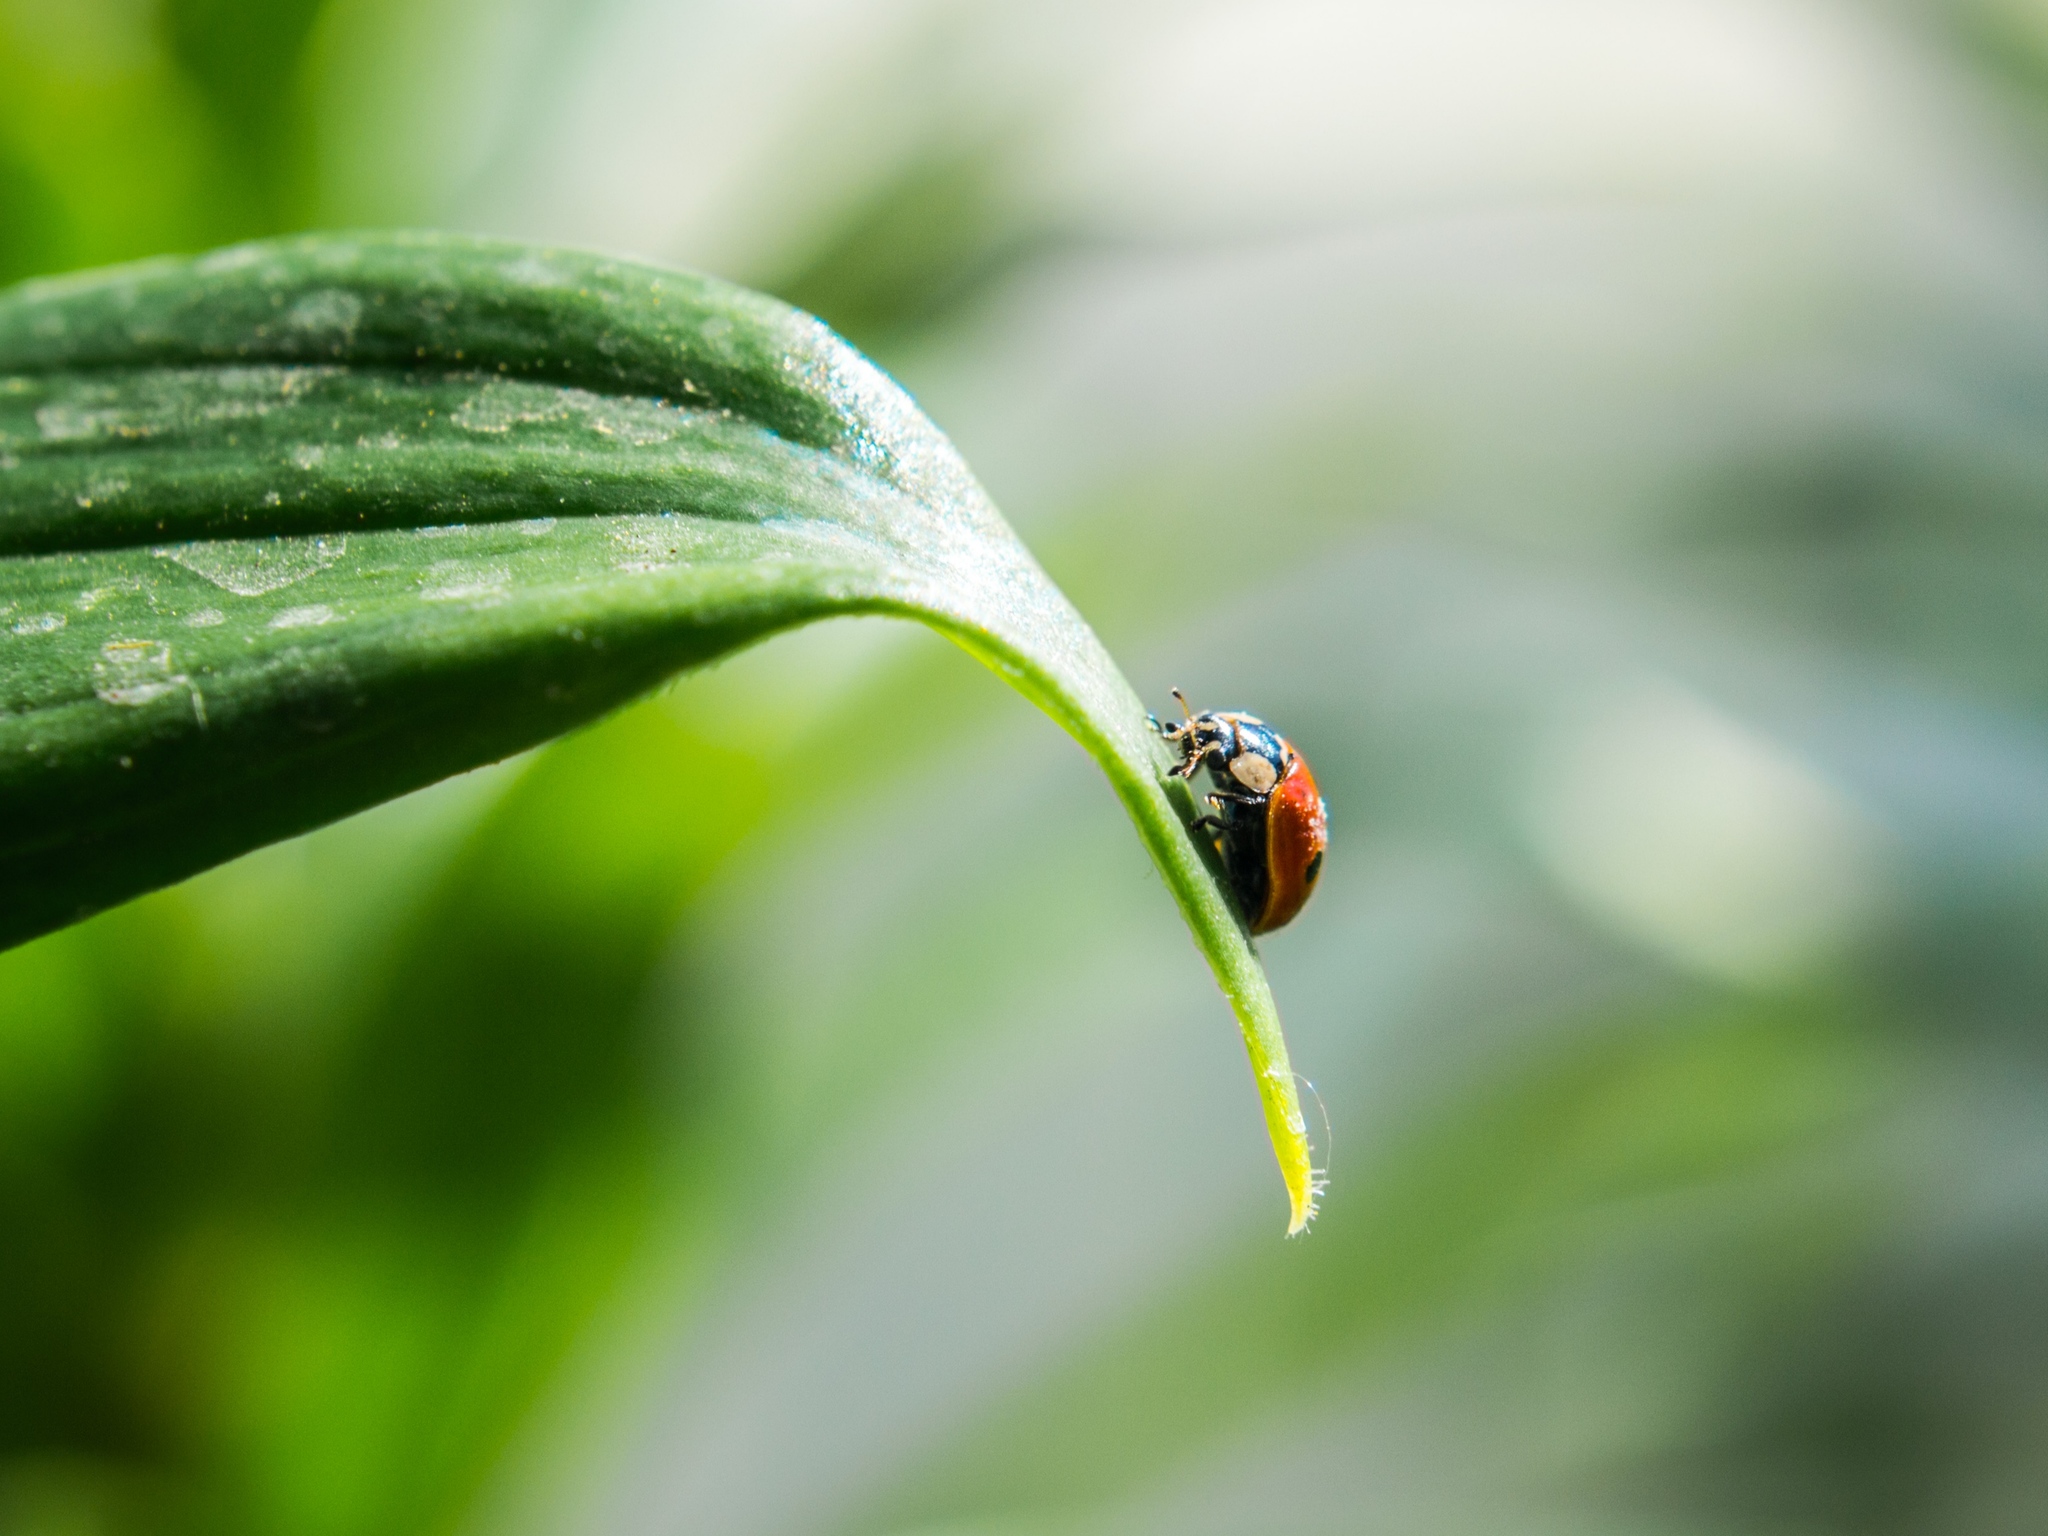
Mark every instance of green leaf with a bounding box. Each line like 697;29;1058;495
0;232;1315;1231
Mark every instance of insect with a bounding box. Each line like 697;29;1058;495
1154;689;1328;934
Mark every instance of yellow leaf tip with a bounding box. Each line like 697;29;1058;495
1285;1164;1329;1236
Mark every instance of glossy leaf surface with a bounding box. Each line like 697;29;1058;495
0;233;1314;1229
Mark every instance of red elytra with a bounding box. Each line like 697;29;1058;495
1254;750;1328;933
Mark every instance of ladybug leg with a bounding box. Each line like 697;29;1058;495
1190;815;1227;835
1206;789;1264;807
1159;717;1216;780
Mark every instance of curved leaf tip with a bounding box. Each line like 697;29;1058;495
0;231;1316;1230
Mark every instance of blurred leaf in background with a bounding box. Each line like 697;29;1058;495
12;2;2048;1535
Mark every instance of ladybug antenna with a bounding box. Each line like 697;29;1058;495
1292;1073;1332;1228
1170;687;1194;722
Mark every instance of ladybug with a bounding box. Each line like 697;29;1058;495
1155;689;1328;934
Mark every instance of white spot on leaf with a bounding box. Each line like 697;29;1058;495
93;640;188;707
610;517;689;572
500;254;569;289
453;380;681;444
195;243;266;275
36;403;114;441
157;535;345;596
421;561;511;602
76;580;143;612
287;288;364;338
270;605;337;629
74;476;129;509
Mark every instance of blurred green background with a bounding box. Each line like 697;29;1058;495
8;1;2048;1532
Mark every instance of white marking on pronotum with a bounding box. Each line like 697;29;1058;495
1230;753;1278;793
